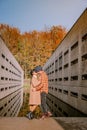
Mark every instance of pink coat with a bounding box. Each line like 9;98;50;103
29;75;41;105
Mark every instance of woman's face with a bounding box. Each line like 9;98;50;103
33;71;37;75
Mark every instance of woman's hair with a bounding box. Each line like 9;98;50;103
30;69;35;76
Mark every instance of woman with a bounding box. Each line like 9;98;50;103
26;69;41;119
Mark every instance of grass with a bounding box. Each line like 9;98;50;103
18;90;42;118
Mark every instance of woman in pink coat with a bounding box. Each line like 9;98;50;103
26;69;41;119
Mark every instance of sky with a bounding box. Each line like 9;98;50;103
0;0;87;33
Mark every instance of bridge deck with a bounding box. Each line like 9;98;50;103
0;117;87;130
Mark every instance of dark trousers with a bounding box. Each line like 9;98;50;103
40;92;49;114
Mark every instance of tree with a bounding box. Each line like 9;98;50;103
0;24;67;78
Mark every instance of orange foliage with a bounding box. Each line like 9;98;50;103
0;24;67;78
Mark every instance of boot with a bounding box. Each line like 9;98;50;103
26;111;34;120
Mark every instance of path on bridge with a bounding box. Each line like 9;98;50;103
0;117;87;130
0;117;63;130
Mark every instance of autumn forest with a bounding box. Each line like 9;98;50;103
0;24;67;78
